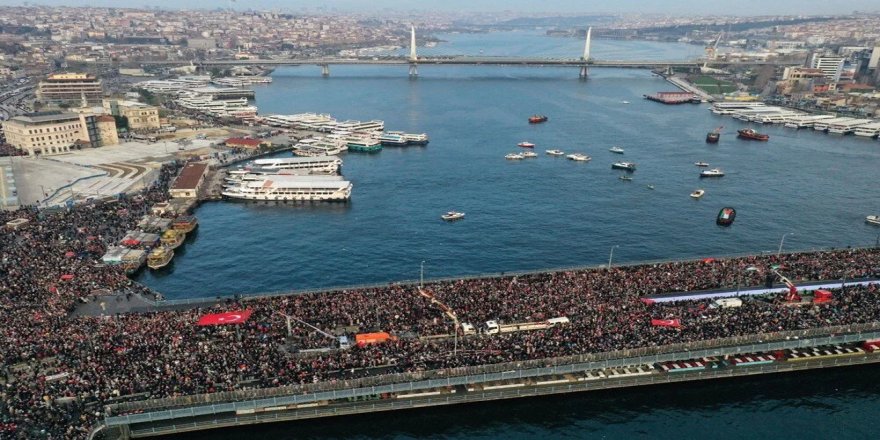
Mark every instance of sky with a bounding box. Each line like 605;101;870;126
0;0;873;15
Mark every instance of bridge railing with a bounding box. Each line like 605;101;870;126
107;320;880;416
151;245;877;307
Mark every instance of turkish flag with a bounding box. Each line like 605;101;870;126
651;319;682;328
197;310;253;326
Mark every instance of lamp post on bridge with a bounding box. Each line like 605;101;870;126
608;245;620;270
777;232;795;255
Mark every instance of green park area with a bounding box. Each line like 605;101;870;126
691;75;738;94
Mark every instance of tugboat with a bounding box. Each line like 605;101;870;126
706;126;723;143
611;162;637;172
716;207;737;226
517;141;535;148
441;211;465;221
737;128;769;141
528;115;549;124
147;247;174;270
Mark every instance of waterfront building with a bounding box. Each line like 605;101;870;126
36;72;104;104
169;162;209;199
103;99;161;131
2;111;88;156
809;54;846;83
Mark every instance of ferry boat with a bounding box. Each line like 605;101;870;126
222;175;353;202
517;142;535;148
377;132;408;146
546;149;565;156
441;211;465;221
690;189;705;199
694;162;709;167
402;133;429;145
160;229;185;250
567;153;591;162
505;153;525;160
521;151;538;158
609;146;625;154
528;115;548;124
346;138;383;153
867;215;880;226
700;168;725;178
252;156;342;174
611;162;636;172
172;216;198;233
737;128;769;141
706;126;722;143
147;247;174;270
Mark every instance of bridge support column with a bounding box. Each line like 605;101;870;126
320;64;330;77
408;63;418;78
579;65;589;80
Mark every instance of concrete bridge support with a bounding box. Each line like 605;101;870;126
579;65;589;80
408;63;418;78
320;64;330;77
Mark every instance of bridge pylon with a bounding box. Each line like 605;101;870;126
408;25;418;78
579;27;592;80
320;64;330;77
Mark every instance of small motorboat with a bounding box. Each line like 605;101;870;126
700;168;725;178
694;162;710;167
546;149;565;156
690;189;705;199
621;100;630;104
505;153;525;160
867;215;880;226
528;115;548;124
611;162;636;172
567;153;591;162
517;142;535;148
442;211;465;221
609;146;625;154
647;185;655;190
521;151;538;158
619;175;633;181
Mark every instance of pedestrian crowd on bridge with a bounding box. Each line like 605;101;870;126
1;162;880;438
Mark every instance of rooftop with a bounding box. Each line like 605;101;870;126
170;162;209;191
7;111;81;125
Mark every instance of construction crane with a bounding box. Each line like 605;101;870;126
701;32;730;75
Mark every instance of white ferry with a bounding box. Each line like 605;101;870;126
377;132;408;146
346;137;383;153
813;117;855;132
827;118;872;135
251;156;342;174
293;138;348;157
222;175;352;202
783;114;835;129
853;122;880;138
709;102;766;115
403;133;429;145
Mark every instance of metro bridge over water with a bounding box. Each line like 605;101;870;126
121;27;800;78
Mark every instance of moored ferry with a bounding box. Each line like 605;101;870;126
147;247;174;270
160;229;185;250
377;132;408;146
172;216;198;233
222;175;353;202
252;156;342;174
403;133;429;145
346;138;383;153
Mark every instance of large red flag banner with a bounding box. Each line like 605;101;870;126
197;310;253;326
651;319;682;328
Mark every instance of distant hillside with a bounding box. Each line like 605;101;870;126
492;15;617;28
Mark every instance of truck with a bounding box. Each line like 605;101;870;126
484;317;570;335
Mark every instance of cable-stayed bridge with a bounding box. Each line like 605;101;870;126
120;27;800;78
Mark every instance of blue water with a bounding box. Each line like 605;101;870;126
149;31;880;440
138;33;880;299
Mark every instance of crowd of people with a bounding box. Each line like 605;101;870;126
1;161;879;438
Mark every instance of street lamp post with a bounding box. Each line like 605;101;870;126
777;232;794;255
420;260;425;288
608;245;620;269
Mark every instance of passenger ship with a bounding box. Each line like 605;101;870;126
249;156;342;174
346;137;383;153
147;247;174;270
222;175;353;202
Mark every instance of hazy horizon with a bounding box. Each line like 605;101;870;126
0;0;873;15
